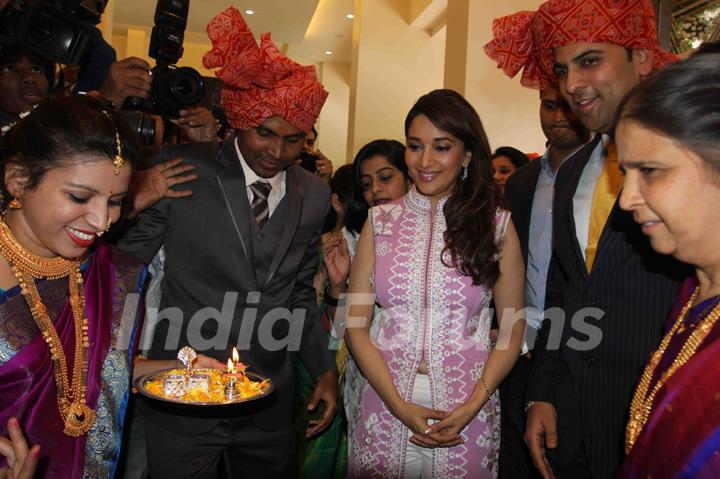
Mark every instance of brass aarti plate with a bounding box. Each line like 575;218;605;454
134;368;273;406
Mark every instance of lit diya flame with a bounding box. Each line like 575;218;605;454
226;348;247;376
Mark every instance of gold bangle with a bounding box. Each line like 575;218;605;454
525;401;536;413
480;377;492;398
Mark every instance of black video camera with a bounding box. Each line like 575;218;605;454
0;0;105;64
123;0;204;118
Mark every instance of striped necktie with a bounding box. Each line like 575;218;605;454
250;181;272;229
585;143;623;272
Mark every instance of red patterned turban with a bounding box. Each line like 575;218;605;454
483;0;677;89
203;7;328;133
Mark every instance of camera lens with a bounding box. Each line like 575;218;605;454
138;115;157;145
174;76;197;98
153;65;205;116
169;67;204;103
116;110;156;145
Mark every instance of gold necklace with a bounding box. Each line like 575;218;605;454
626;286;720;452
0;218;95;437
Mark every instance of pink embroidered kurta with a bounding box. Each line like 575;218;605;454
348;188;510;478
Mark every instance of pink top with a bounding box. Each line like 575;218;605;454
349;188;511;478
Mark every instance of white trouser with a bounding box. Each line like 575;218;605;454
403;374;434;478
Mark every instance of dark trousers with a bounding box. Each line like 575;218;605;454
116;398;149;479
145;417;294;479
499;355;542;479
551;444;594;479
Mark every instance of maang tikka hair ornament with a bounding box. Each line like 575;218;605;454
102;111;124;175
112;130;123;175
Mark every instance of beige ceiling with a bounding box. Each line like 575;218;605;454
111;0;354;64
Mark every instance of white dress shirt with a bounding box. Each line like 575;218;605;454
573;136;609;259
235;139;286;217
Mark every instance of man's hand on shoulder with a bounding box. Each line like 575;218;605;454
127;158;197;218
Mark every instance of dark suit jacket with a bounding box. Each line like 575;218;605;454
499;159;545;479
119;138;336;434
527;136;690;478
504;158;542;265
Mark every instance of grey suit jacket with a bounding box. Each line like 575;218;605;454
119;138;336;433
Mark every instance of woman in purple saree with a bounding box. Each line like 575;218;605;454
0;242;145;478
0;96;145;479
616;53;720;478
0;96;223;479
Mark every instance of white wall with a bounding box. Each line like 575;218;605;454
316;62;351;167
464;0;546;155
347;0;445;161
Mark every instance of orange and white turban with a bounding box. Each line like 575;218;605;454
483;0;677;89
203;7;328;133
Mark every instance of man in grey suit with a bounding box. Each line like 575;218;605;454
119;8;337;478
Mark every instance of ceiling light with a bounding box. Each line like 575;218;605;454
346;13;354;19
245;9;254;15
324;50;333;55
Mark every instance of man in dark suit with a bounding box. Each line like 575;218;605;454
118;8;337;478
485;1;690;478
499;82;590;479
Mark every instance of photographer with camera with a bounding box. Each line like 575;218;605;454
1;0;110;87
0;0;112;130
89;57;219;144
0;46;50;129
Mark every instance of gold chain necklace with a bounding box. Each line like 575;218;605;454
626;286;720;452
0;218;95;437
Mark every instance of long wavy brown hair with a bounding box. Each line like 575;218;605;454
404;89;501;286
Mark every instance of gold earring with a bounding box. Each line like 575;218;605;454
8;195;22;209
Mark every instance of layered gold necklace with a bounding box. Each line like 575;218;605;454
0;218;95;437
626;286;720;452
